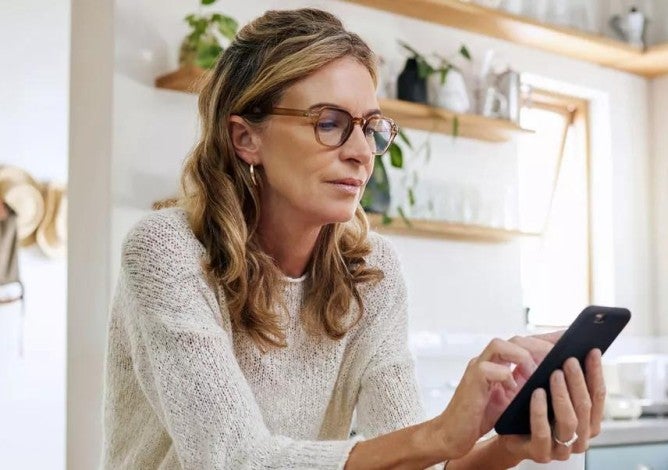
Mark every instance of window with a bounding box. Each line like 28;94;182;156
518;91;591;327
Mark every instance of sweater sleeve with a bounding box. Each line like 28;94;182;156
354;260;425;439
118;214;362;470
354;238;446;469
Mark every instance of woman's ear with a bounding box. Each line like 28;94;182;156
228;115;261;166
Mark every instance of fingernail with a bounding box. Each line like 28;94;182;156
568;358;581;373
521;361;537;376
553;370;564;383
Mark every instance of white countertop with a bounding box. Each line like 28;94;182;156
591;417;668;447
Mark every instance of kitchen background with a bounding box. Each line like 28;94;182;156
1;0;668;468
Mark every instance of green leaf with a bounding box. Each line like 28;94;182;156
382;213;393;225
397;128;412;149
397;207;412;227
408;188;416;206
398;40;422;59
424;135;432;163
362;157;390;212
373;157;389;187
196;42;223;69
189;18;207;35
360;189;372;209
439;66;451;85
459;45;472;61
452;115;460;138
417;58;433;79
185;15;207;36
216;15;239;40
389;142;403;168
187;31;202;44
201;0;217;5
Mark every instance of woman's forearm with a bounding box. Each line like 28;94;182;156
447;436;522;470
345;417;450;469
346;424;522;470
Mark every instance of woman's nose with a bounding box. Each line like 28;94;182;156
340;124;373;165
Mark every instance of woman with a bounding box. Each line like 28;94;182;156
102;8;605;469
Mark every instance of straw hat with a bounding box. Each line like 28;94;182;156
36;183;67;258
0;166;45;244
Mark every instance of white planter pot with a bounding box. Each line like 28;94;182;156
427;69;471;114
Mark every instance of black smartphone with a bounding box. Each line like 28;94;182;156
494;305;631;435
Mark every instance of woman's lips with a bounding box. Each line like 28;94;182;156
327;178;364;195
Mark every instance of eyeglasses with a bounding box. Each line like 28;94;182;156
261;105;398;156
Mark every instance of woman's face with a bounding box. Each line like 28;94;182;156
256;56;378;227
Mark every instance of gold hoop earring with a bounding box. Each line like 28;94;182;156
250;164;257;186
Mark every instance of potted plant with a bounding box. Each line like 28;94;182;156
361;130;415;225
399;41;472;113
156;0;238;92
396;41;472;138
426;47;472;113
179;0;238;70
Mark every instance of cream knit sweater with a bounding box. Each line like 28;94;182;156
101;207;434;469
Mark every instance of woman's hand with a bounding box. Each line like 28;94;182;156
429;337;539;458
499;348;606;463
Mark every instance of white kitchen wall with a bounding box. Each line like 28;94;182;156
0;1;70;468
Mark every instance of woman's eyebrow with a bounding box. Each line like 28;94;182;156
309;102;382;116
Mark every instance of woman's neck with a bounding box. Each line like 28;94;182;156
257;208;322;279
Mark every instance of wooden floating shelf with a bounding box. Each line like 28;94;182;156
155;68;530;142
155;64;209;93
367;213;540;242
344;0;668;78
380;98;532;142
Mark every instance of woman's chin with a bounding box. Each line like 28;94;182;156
321;205;358;225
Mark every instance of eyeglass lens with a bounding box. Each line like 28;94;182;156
315;108;394;155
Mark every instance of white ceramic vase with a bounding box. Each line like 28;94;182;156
427;69;471;113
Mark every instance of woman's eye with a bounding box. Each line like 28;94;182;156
317;120;339;131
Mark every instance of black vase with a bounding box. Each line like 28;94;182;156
397;58;427;104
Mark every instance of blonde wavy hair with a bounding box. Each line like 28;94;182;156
179;8;384;352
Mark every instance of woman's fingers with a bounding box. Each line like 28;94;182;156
531;330;565;345
509;335;554;359
477;360;517;390
479;338;537;376
507;335;553;375
529;388;552;463
585;349;606;437
562;357;591;453
550;370;577;460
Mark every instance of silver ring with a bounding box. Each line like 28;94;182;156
553;430;579;447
